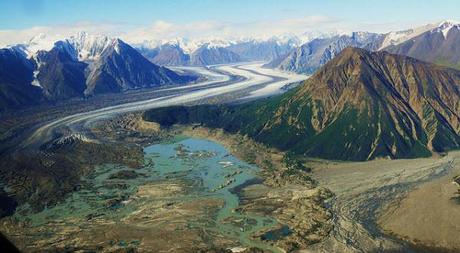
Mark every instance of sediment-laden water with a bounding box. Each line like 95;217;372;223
8;137;283;252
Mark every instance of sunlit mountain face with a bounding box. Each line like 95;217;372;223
1;1;460;253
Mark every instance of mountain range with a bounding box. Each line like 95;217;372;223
265;21;455;74
136;21;457;72
3;20;460;114
0;32;196;109
384;21;460;69
264;32;386;74
144;47;460;160
135;37;299;66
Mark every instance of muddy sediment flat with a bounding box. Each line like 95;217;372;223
378;159;460;251
4;112;459;252
308;152;460;252
0;137;284;252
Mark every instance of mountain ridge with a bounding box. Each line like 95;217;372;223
265;21;447;74
0;34;196;109
384;20;460;69
144;47;460;160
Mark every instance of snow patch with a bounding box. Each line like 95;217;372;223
30;54;43;88
68;31;116;61
113;40;121;54
31;69;42;88
378;22;439;49
434;20;460;39
19;33;58;58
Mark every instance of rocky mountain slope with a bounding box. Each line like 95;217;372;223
0;33;195;109
145;48;460;160
384;21;460;69
136;37;299;66
34;41;88;100
139;43;190;66
85;39;193;95
189;44;241;65
266;32;385;74
0;48;42;108
377;22;437;50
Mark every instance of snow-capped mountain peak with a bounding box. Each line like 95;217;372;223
378;22;439;50
68;31;116;61
112;38;124;54
437;20;460;27
203;39;233;49
18;33;57;58
433;20;460;38
5;31;117;61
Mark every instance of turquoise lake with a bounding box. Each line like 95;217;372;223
13;137;281;252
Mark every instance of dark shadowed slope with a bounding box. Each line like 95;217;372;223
0;37;196;109
0;48;42;108
84;39;196;95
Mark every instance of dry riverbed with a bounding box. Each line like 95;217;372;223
309;152;460;252
378;159;460;252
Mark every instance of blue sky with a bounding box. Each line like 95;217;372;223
0;0;459;46
1;0;459;29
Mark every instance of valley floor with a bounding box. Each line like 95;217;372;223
1;111;460;252
309;151;460;252
0;114;332;253
378;160;460;251
1;61;459;252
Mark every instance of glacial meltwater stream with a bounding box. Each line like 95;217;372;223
12;137;282;252
144;137;281;252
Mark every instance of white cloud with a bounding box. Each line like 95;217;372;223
0;21;128;47
122;16;342;44
0;16;436;47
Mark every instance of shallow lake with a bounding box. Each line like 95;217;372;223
12;137;282;251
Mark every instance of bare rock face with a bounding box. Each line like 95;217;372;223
35;41;88;100
384;21;460;69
